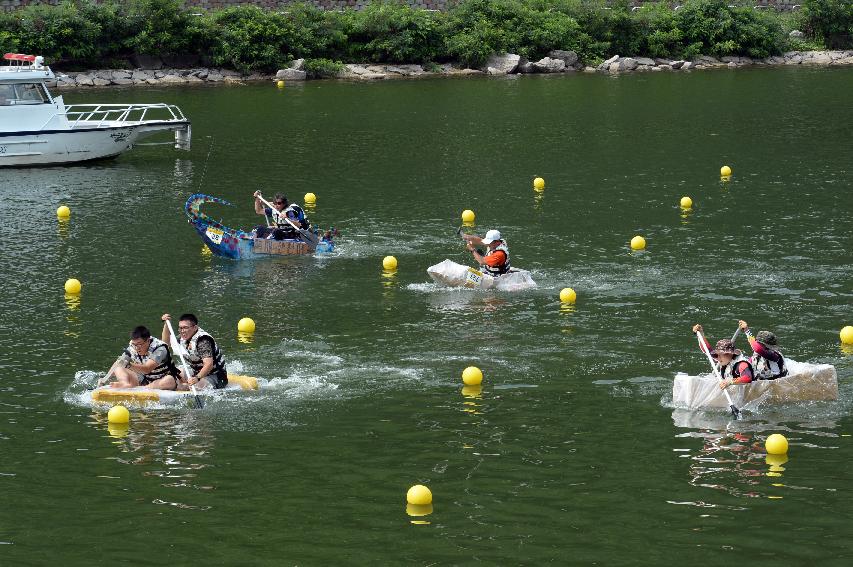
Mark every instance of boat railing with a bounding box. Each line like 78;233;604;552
62;103;188;128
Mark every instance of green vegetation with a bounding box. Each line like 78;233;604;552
0;0;849;72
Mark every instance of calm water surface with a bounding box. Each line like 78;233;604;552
1;67;852;565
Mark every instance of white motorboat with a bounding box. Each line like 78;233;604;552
427;259;537;291
0;53;191;166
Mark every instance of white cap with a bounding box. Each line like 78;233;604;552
481;229;502;245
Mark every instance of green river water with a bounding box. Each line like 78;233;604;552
1;68;852;565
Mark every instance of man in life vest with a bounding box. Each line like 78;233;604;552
692;324;755;390
738;320;787;380
253;191;311;240
161;313;228;390
108;326;180;390
464;229;510;276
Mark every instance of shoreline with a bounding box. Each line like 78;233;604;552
48;50;853;89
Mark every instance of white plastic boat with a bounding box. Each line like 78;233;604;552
0;53;190;166
427;259;537;291
87;374;258;406
672;359;838;410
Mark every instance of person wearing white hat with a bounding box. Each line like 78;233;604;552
463;229;511;276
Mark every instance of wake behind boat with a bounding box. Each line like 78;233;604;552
0;53;190;166
185;193;335;259
672;359;838;410
427;259;537;291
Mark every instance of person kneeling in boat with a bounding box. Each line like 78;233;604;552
162;313;228;390
464;229;510;276
108;326;180;390
253;191;311;240
692;324;755;390
738;320;788;380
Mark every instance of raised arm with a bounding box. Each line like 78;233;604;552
253;191;266;216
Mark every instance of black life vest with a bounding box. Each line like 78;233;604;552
124;337;177;380
751;351;787;380
281;204;309;230
482;242;511;276
718;354;754;382
180;328;227;376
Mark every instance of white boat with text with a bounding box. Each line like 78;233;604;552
0;53;191;166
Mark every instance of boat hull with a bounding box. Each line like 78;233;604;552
89;374;258;406
0;121;189;166
672;360;838;410
427;259;537;291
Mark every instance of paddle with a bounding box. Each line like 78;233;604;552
696;331;741;419
165;319;204;410
731;327;741;342
255;194;319;246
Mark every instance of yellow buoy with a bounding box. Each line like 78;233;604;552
304;192;317;204
64;278;82;294
276;80;285;89
765;433;789;455
406;503;433;517
56;205;71;219
461;209;475;223
680;196;693;209
630;235;646;251
406;484;432;505
840;326;853;345
107;405;130;424
462;366;483;386
533;177;545;190
237;317;256;334
720;165;732;177
382;256;398;271
559;287;577;304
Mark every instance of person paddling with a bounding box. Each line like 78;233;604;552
108;326;180;390
253;191;311;240
161;313;228;390
738;320;788;380
692;324;755;390
463;229;510;276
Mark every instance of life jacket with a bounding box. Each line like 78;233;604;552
718;353;754;382
751;351;787;380
282;204;309;230
180;328;227;376
124;337;176;380
482;241;511;276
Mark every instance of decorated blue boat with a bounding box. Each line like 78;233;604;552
185;193;335;259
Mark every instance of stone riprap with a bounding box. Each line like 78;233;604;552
45;51;853;89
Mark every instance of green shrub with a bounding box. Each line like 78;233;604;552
801;0;853;49
303;58;345;78
674;0;783;58
338;1;445;63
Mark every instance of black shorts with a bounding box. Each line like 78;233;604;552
202;371;228;390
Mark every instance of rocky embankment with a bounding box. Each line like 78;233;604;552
51;50;853;89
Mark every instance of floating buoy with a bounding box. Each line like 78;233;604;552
680;196;693;209
382;256;398;271
304;192;316;204
406;484;432;505
237;317;256;334
630;235;646;251
56;205;71;219
462;366;483;386
559;287;577;304
533;177;545;190
64;278;82;294
108;405;130;424
765;433;788;455
720;165;732;177
840;326;853;345
406;503;433;517
461;209;475;223
276;80;285;89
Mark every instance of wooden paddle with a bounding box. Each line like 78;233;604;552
165;319;204;410
696;331;741;419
